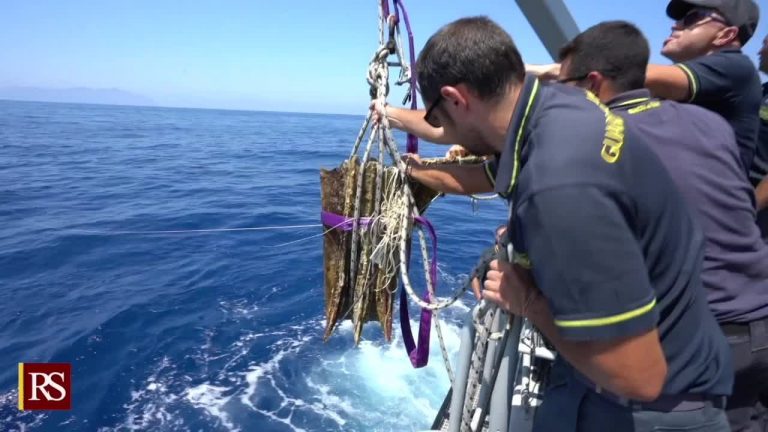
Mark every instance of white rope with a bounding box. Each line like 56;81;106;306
433;306;455;385
369;168;408;288
462;301;498;432
363;29;467;391
377;0;385;47
393;19;411;88
419;223;454;385
72;221;366;253
349;113;373;159
376;104;463;383
349;123;379;293
71;224;322;236
376;126;468;312
269;229;335;248
344;4;466;386
351;7;393;286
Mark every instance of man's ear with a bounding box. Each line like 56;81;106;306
586;71;604;97
441;85;470;111
713;26;739;47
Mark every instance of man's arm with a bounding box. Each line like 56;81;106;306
645;64;691;101
483;260;666;401
531;61;694;101
407;156;494;195
375;103;455;144
528;298;666;401
525;63;561;81
757;177;768;211
513;185;667;400
648;53;751;103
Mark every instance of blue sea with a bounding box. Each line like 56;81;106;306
0;99;508;431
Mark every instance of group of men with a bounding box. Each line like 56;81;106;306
375;0;768;430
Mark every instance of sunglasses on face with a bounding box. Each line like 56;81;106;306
678;8;730;29
423;93;444;128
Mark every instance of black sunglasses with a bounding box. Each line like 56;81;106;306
423;94;444;128
557;74;589;84
679;8;730;28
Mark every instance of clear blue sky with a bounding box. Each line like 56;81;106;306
1;0;766;114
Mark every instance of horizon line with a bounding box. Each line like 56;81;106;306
0;97;366;118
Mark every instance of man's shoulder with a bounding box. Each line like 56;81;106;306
538;82;606;112
708;49;753;61
656;99;731;129
683;49;760;87
522;89;665;194
525;85;612;165
635;100;740;167
534;84;613;140
692;49;754;68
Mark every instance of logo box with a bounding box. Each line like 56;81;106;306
18;363;72;410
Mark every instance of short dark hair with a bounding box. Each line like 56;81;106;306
558;21;650;93
417;17;525;104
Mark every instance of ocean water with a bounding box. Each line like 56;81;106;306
0;100;508;431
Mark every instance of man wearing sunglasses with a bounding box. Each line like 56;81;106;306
530;0;761;177
557;20;768;432
415;16;731;432
647;0;761;176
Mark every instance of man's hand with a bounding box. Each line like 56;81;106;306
526;63;561;81
756;177;768;211
370;100;385;125
370;100;405;129
445;145;470;160
402;152;422;165
402;153;422;180
471;276;483;300
395;155;494;195
482;259;540;316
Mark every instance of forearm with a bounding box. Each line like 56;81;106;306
409;163;493;195
386;106;456;144
645;64;691;101
757;177;768;211
527;297;666;401
525;63;561;81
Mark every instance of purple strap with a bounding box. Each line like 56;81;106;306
393;0;419;154
380;0;390;18
321;210;437;368
400;214;437;368
320;210;373;230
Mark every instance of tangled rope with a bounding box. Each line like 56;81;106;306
325;0;484;380
368;167;409;290
336;0;469;377
462;301;498;432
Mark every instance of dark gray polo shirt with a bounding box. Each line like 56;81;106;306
749;83;768;186
754;83;768;238
493;75;731;396
609;89;768;324
677;49;762;174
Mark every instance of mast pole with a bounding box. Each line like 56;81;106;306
514;0;580;60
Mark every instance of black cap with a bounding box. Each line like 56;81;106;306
666;0;760;45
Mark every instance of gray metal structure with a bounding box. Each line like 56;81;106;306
515;0;580;60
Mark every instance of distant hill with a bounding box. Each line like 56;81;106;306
0;86;155;107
